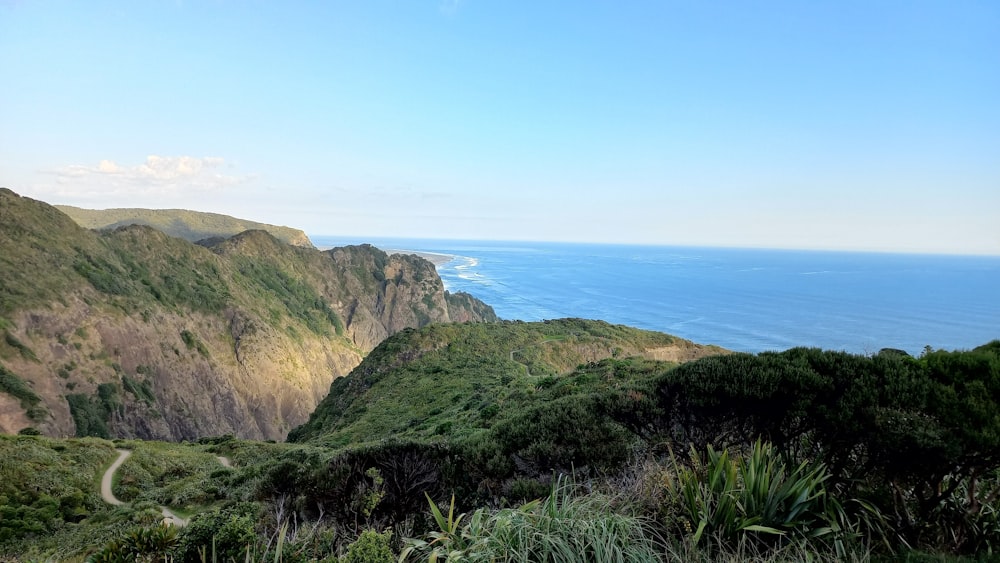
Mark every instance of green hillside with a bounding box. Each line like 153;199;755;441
288;318;726;447
4;339;1000;561
55;204;315;248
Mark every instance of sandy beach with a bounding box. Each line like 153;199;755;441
385;249;455;266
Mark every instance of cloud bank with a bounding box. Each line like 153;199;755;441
24;155;254;209
56;155;242;189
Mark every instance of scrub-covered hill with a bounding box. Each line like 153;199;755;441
0;188;496;441
288;318;727;447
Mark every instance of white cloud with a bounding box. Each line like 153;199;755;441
56;155;242;188
23;155;254;209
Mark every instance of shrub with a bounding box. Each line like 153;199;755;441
173;503;260;563
341;529;395;563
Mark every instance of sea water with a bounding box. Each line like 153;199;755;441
313;237;999;355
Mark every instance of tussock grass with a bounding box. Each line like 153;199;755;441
402;477;665;562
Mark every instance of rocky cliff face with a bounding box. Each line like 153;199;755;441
0;189;496;441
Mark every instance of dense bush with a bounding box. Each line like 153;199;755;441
66;384;123;439
609;343;1000;552
341;529;395;563
254;440;458;532
173;503;260;563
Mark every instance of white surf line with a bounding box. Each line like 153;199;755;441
100;448;233;527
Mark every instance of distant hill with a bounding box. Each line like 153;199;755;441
0;188;496;441
55;204;315;248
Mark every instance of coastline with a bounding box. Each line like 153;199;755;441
385;249;455;267
313;242;455;267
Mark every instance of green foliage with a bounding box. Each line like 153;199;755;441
252;440;457;532
0;435;113;550
112;440;231;508
122;375;156;405
401;479;664;562
341;529;395;563
3;332;38;361
180;329;210;357
289;319;700;445
56;204;314;247
65;384;122;439
174;503;260;563
665;441;858;553
462;393;635;481
74;253;136;296
610;344;1000;551
233;257;343;336
87;524;179;562
0;362;45;421
360;467;386;520
66;393;111;439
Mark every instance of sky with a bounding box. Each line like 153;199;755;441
1;1;998;255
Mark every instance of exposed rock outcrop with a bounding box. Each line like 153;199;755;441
0;188;496;441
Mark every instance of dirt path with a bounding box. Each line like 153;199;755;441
160;506;188;527
101;449;131;505
100;449;233;527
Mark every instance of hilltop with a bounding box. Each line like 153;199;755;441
0;188;495;441
55;204;315;248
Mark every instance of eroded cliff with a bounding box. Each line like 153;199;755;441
0;188;496;441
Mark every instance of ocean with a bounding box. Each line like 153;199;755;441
313;237;999;355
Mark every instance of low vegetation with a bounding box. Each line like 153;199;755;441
0;363;45;421
55;204;315;248
287;318;719;447
2;325;997;561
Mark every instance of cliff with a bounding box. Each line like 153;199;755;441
0;188;496;441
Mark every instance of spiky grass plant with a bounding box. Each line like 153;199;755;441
401;476;664;562
666;440;868;556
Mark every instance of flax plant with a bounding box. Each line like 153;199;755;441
400;477;664;562
667;440;861;555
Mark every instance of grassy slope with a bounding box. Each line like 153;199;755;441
288;318;725;447
55;204;315;248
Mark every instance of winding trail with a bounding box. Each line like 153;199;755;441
101;449;131;506
100;448;233;527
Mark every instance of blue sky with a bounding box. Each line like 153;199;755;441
1;1;998;254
